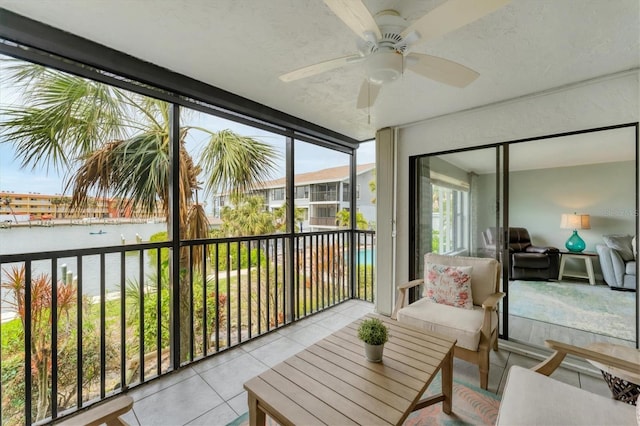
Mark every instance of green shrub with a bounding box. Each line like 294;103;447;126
148;231;170;267
210;242;266;270
357;318;389;345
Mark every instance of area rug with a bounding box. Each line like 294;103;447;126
227;375;500;426
509;280;635;341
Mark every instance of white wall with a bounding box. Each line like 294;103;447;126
475;160;636;279
377;70;639;315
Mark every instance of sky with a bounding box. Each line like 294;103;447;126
0;134;375;195
0;55;375;196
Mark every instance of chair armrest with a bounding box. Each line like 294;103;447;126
478;292;505;340
525;245;559;254
57;395;133;426
481;292;505;310
391;279;424;319
596;244;626;287
397;278;424;291
533;340;640;377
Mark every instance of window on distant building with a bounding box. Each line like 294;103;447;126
272;188;285;200
295;185;309;199
342;182;350;201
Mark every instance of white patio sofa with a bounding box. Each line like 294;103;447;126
497;340;638;425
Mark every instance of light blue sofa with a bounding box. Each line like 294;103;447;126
596;234;636;291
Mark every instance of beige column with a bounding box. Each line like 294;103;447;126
375;127;396;315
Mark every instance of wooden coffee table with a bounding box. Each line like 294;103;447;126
244;314;457;425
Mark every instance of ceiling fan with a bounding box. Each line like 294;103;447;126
279;0;510;109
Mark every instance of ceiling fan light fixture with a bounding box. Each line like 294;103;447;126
366;51;403;84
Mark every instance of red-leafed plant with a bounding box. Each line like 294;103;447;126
1;265;75;421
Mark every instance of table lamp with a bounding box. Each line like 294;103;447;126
560;213;590;252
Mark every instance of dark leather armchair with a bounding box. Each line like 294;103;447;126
508;227;559;280
483;227;560;280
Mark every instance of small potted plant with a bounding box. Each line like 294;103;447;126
357;317;389;362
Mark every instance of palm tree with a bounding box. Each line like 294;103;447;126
273;202;306;232
220;194;276;237
368;170;376;204
335;208;369;230
1;197;18;223
0;61;278;362
50;197;63;219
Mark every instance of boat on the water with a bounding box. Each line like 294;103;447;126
89;230;107;235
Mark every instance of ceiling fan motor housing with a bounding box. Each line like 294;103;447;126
364;10;406;84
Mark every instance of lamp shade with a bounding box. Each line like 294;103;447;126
560;213;591;230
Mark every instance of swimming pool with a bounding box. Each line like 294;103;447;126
357;248;375;265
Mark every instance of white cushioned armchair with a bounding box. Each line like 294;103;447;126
497;340;638;425
391;253;504;389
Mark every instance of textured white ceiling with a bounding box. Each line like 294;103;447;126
0;0;638;141
440;126;637;174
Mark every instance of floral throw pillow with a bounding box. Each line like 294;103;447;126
423;263;473;309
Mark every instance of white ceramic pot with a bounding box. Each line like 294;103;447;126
364;342;384;362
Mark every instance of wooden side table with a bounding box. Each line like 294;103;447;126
558;251;598;285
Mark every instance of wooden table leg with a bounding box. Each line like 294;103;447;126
585;257;596;285
248;391;266;426
558;255;567;280
442;348;454;415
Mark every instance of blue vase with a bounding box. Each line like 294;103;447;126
565;230;586;252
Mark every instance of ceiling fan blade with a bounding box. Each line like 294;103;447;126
279;55;362;82
323;0;382;40
401;0;510;47
356;79;381;109
407;54;479;88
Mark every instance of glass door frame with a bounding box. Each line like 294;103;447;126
408;122;639;347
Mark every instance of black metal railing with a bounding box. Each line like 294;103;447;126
0;229;374;425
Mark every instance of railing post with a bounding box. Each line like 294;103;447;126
286;135;295;322
24;262;32;426
169;103;182;367
350;153;357;299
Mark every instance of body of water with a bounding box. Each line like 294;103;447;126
0;222;167;305
0;221;166;255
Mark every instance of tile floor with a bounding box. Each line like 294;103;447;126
118;299;612;425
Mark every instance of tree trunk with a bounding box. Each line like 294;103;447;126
179;248;192;364
35;350;51;421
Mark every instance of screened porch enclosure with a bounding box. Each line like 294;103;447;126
0;23;376;425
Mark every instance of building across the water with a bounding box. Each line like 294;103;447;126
0;191;159;222
211;163;376;231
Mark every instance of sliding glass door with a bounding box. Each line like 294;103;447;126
411;147;502;280
507;126;637;348
409;124;638;349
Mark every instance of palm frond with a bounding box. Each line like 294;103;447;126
199;129;279;198
68;133;171;216
185;204;210;267
0;64;128;171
